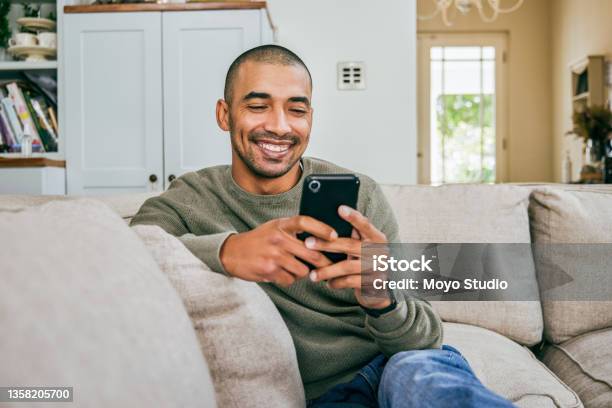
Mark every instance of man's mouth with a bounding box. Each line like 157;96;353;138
253;139;295;159
258;142;290;153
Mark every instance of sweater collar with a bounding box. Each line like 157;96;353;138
226;158;311;204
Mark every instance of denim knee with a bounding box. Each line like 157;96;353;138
378;347;515;408
382;346;470;380
385;348;446;374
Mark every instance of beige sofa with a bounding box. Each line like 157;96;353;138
0;183;611;408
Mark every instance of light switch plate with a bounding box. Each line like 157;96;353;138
337;61;366;90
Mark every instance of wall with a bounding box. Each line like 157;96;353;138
550;0;612;181
417;0;553;182
266;0;418;184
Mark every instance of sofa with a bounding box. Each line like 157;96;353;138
1;183;611;408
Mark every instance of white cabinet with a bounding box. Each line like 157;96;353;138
163;11;262;180
64;12;164;195
64;9;272;195
0;167;66;195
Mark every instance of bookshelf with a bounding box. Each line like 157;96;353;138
0;0;62;160
0;60;57;70
570;55;611;115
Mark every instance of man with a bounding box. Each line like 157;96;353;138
131;45;514;407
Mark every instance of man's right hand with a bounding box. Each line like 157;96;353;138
219;216;337;286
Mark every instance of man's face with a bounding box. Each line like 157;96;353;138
220;61;313;178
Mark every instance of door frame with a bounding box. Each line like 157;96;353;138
417;32;508;184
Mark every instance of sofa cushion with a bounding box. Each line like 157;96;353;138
381;184;543;346
0;200;216;407
445;323;582;408
529;187;612;343
542;328;612;408
132;224;305;408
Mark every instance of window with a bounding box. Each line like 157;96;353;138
418;34;507;184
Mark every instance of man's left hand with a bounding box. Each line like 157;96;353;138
304;205;392;310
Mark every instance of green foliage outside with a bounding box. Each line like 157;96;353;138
436;94;495;183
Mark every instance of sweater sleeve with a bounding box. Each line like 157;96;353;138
365;296;443;356
179;232;235;275
362;182;444;354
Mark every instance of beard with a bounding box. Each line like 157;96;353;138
230;122;305;179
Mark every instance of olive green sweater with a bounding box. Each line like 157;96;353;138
130;157;443;400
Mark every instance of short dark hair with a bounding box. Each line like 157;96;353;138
223;44;312;104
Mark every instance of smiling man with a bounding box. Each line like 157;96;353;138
130;45;514;407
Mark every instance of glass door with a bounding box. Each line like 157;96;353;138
417;33;507;184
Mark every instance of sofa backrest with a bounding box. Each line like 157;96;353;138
3;183;611;347
0;192;157;223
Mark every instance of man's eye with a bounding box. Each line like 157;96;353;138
249;105;267;111
290;109;307;114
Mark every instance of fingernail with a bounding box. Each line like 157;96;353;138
305;237;316;249
309;271;318;282
330;230;338;240
339;205;351;217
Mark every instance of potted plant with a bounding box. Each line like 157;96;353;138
0;0;11;60
571;105;612;163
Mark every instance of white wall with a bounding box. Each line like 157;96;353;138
266;0;418;184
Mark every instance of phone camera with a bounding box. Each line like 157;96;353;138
308;179;321;193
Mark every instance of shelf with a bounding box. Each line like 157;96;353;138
64;1;266;13
0;156;65;168
0;60;57;71
10;0;57;3
0;152;63;160
572;92;589;101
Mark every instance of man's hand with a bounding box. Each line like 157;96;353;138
305;205;392;310
220;216;336;286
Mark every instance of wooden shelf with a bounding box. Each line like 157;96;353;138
0;60;58;71
0;157;65;168
572;92;589;101
64;1;266;13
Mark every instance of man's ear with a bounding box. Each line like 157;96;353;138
216;99;230;131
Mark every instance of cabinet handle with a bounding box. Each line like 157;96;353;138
168;174;176;182
149;174;158;183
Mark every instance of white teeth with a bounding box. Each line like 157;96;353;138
258;142;290;153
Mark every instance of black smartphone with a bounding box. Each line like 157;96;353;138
298;174;360;265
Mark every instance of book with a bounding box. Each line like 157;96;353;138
31;97;58;143
6;82;44;152
0;106;16;147
48;106;58;135
23;89;57;152
1;97;24;144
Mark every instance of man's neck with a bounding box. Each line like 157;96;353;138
231;159;303;195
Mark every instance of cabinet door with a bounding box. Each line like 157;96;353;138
64;13;164;195
162;10;263;186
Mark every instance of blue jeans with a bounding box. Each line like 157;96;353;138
307;345;515;408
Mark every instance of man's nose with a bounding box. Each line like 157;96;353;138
264;108;292;136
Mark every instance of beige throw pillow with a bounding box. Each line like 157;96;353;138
0;200;216;407
529;187;612;344
381;184;543;346
132;224;306;408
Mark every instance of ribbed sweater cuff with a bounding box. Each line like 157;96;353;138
179;231;236;276
365;299;408;334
